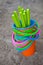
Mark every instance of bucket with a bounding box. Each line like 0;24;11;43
21;41;36;57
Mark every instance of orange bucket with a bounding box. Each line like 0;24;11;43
21;41;36;57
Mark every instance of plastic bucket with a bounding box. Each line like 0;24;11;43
21;41;36;57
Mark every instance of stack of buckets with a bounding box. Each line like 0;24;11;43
12;6;40;57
